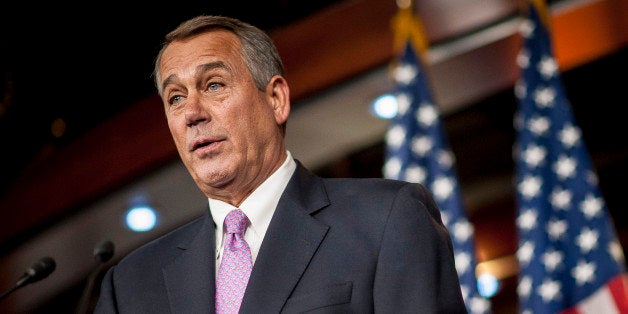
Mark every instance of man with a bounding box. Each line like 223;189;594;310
95;15;466;313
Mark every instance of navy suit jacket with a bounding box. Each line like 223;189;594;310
95;162;467;313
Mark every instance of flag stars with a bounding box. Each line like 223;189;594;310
585;170;599;186
576;227;599;253
460;285;470;302
559;124;581;148
517;49;531;69
386;40;484;312
517;241;535;266
469;296;491;314
541;250;563;272
393;63;418;85
411;136;433;157
522;144;546;168
571;260;596;286
454;251;471;274
404;165;426;184
514;3;627;311
440;211;450;227
417;104;438;126
383;157;402;179
533;86;556;108
528;116;550;136
537;279;561;302
550;188;572;210
395;93;412;116
609;240;626;265
518;276;533;298
386;125;406;149
519;19;535;38
553;155;577;180
547;219;568;241
515;79;527;99
432;176;454;201
453;220;473;242
519;175;542;199
580;194;603;219
438;150;454;168
517;208;538;231
537;55;558;79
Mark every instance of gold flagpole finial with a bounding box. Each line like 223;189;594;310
529;0;552;32
396;0;412;9
391;0;429;58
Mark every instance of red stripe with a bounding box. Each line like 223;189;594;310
607;273;628;313
558;273;628;314
560;307;578;314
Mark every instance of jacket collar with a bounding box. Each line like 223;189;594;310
163;213;217;313
241;161;331;313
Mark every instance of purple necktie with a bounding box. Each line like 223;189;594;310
215;209;253;314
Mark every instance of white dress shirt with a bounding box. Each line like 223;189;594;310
209;151;297;272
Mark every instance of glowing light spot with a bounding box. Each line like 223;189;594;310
477;273;500;298
125;206;157;232
371;94;398;119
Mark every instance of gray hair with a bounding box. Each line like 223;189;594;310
153;15;285;96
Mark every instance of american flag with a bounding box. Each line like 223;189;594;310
513;1;628;313
383;6;490;313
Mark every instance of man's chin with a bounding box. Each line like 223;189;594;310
195;167;234;189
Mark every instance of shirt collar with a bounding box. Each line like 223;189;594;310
209;151;296;235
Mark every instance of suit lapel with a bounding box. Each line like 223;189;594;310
163;212;217;314
240;162;330;313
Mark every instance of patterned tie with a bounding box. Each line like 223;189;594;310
215;208;253;314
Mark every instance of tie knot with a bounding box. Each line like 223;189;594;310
224;209;249;236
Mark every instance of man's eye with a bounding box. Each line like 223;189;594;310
168;95;183;105
208;82;223;92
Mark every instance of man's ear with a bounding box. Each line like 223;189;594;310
267;75;290;125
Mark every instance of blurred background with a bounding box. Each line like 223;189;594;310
0;0;626;312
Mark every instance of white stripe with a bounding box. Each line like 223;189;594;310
577;284;619;314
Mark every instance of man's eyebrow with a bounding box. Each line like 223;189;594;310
160;61;231;92
198;61;230;74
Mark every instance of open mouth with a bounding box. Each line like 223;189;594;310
193;140;213;151
191;138;223;152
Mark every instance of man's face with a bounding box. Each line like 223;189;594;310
158;30;287;205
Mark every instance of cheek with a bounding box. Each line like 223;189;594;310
240;114;276;151
167;116;187;146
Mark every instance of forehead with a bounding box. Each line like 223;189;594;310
159;30;246;79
